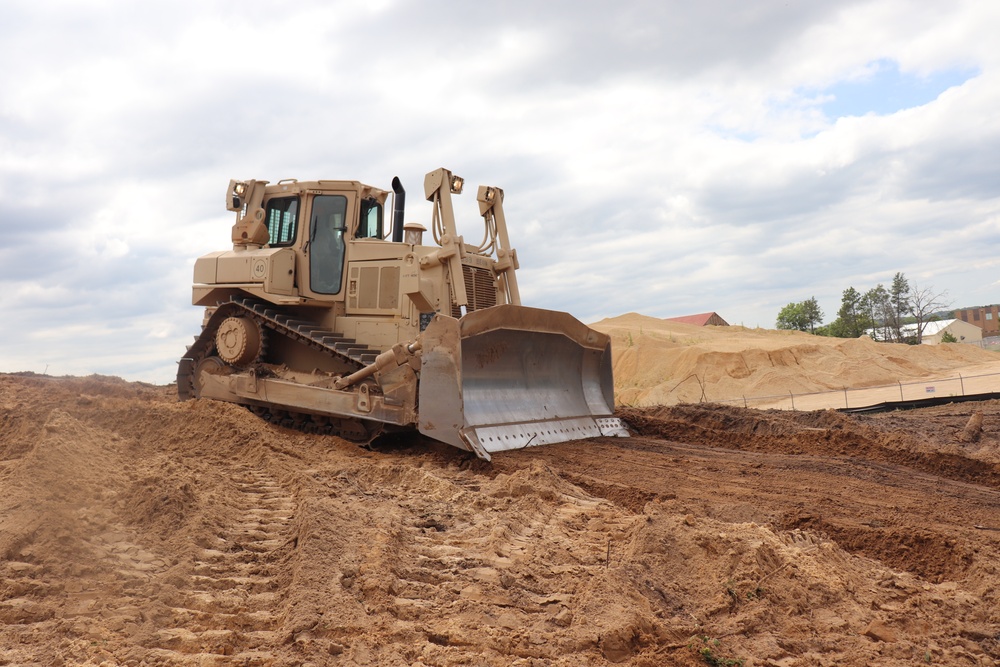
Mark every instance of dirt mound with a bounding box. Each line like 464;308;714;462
3;372;1000;665
592;314;1000;406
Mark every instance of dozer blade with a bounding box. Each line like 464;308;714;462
418;305;628;460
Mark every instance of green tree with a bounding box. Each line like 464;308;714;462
861;284;890;340
801;297;823;333
813;323;835;337
826;274;948;343
888;272;911;342
776;297;823;333
940;330;959;343
776;302;806;331
831;286;867;338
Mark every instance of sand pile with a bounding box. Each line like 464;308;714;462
592;313;1000;406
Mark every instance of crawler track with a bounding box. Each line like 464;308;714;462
177;295;382;440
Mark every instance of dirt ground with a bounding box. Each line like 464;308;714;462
593;314;1000;407
2;372;999;666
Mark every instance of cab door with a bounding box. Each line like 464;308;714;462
307;194;350;296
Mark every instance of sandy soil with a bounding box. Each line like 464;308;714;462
593;314;1000;408
2;366;1000;666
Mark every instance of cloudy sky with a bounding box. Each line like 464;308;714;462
2;0;998;384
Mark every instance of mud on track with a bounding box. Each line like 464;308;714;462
2;374;999;666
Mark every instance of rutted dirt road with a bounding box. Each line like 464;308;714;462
2;373;999;665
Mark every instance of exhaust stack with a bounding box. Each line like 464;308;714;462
391;176;406;242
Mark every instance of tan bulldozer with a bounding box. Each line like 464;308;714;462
178;168;628;460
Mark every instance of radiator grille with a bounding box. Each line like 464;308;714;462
452;265;497;317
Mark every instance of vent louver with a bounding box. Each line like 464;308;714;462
452;265;497;317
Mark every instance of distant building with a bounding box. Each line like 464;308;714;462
919;319;983;345
865;319;982;344
664;312;730;327
955;304;1000;335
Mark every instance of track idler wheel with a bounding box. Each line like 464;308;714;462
215;316;264;366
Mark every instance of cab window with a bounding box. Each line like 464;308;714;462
310;195;348;294
357;197;383;239
265;197;298;245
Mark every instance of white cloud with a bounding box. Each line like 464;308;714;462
1;0;998;381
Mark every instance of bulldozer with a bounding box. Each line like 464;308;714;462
177;167;628;460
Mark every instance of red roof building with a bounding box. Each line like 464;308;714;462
664;312;730;327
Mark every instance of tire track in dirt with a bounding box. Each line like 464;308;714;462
141;465;296;665
347;462;645;662
0;505;173;663
0;392;302;665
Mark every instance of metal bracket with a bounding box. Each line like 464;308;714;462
459;428;492;461
357;383;371;413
